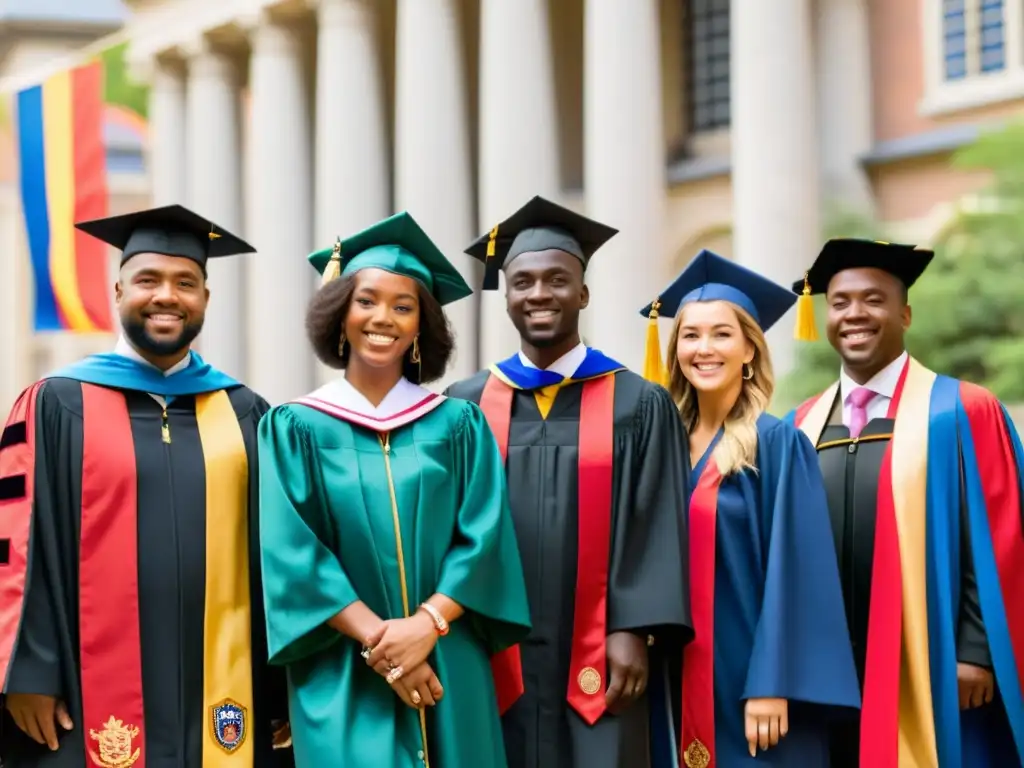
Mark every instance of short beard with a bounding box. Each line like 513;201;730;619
123;316;203;358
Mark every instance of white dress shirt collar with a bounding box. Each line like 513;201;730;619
518;342;588;379
839;349;908;403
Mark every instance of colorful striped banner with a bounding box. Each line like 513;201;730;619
16;61;113;333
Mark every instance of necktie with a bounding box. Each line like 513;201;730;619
847;386;876;438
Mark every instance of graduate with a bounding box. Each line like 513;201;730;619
786;239;1024;767
445;196;694;768
640;250;860;767
257;212;531;768
0;204;291;767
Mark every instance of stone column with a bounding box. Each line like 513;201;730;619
147;55;188;206
395;0;477;389
817;0;874;214
246;12;314;404
184;39;246;379
732;0;819;373
313;0;390;386
583;0;667;370
478;0;560;365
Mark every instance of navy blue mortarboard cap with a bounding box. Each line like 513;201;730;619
639;250;797;331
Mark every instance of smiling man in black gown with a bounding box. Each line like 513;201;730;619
444;196;693;768
0;204;291;767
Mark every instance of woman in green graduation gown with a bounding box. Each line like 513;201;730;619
257;212;532;768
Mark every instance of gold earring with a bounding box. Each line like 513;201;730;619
338;334;347;357
411;336;422;381
743;363;753;381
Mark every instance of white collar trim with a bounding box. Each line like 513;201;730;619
294;377;445;432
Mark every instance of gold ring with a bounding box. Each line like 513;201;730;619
386;666;404;685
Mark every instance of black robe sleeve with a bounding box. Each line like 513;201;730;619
957;478;991;668
4;381;69;699
607;381;693;647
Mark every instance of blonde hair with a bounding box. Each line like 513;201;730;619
667;302;774;476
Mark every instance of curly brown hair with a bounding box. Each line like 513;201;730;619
305;274;455;384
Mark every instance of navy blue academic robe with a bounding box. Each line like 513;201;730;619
672;413;861;767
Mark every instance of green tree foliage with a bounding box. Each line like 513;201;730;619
776;121;1024;413
101;42;148;118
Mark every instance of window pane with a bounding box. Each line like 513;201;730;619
945;53;968;79
979;0;1005;73
981;48;1005;70
686;0;731;131
942;2;968;81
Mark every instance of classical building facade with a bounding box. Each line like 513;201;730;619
2;0;1021;409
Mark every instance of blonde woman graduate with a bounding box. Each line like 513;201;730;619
257;212;532;768
640;251;860;767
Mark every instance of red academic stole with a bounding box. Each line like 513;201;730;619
479;372;616;724
1;383;252;768
679;459;722;768
794;361;910;767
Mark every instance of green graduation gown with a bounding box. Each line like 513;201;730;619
258;377;532;768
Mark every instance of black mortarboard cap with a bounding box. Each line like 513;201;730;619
75;204;256;267
792;238;934;296
464;196;618;290
789;238;934;342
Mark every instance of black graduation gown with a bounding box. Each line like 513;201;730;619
445;369;693;768
811;396;990;767
0;377;292;768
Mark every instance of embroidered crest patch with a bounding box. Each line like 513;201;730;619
211;699;247;753
88;715;141;767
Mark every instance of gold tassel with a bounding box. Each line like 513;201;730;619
642;299;669;386
321;238;342;286
486;226;499;258
794;272;818;342
482;225;501;290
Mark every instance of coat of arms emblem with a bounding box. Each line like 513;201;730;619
88;715;141;767
211;698;248;753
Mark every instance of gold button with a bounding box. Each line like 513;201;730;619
683;739;710;768
577;667;601;695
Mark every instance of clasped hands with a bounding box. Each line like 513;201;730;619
363;610;443;710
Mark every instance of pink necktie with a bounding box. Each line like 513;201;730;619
847;387;876;438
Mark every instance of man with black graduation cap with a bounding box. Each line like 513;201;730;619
0;204;293;767
785;238;1024;767
444;196;693;768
